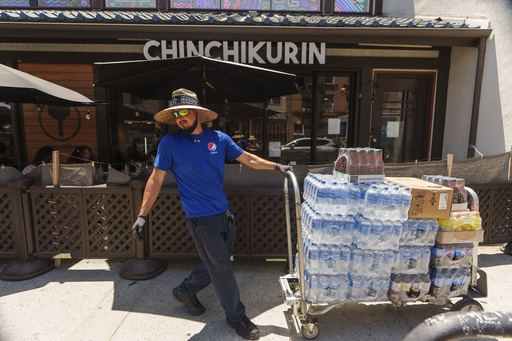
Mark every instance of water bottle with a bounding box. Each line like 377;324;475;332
338;245;351;274
369;219;382;249
350;247;363;274
419;247;431;274
316;180;329;213
348;276;362;302
426;219;439;246
323;213;338;243
342;215;355;246
348;183;360;214
391;221;403;249
370;250;384;276
388;186;402;220
318;274;331;302
336;182;350;214
382;250;395;277
310;212;323;242
377;186;390;219
399;220;410;246
356;218;372;249
367;277;383;300
307;273;320;302
364;185;380;219
408;247;420;273
338;275;350;302
399;187;412;221
359;183;371;213
416;219;429;246
318;243;332;273
307;241;320;271
362;250;374;275
379;220;394;250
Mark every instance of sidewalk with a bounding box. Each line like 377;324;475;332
1;245;511;341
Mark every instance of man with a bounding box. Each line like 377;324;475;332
131;89;292;340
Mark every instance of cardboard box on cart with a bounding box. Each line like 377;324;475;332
385;177;453;218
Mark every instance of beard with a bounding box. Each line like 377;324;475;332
181;116;199;135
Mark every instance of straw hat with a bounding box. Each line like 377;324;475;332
154;88;218;125
232;130;245;139
248;135;257;141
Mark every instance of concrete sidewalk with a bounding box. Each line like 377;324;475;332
1;245;511;341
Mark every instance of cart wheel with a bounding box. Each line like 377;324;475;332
450;298;484;312
301;324;319;339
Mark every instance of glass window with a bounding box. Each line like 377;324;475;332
333;0;370;13
0;103;16;168
105;0;156;8
0;0;30;6
169;0;320;11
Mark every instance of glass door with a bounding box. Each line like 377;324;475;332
371;71;436;163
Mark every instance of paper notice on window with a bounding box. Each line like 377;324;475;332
328;118;341;135
386;121;400;138
269;141;281;157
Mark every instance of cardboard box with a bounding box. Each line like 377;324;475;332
386;177;453;218
436;230;484;244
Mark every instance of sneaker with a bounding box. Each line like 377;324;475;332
227;315;260;340
172;287;206;316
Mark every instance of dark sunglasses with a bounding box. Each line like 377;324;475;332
172;109;190;118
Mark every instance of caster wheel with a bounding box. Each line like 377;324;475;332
301;324;319;339
450;298;484;312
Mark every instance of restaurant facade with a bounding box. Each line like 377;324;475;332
0;0;503;170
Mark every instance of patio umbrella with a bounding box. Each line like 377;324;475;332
0;63;99;106
93;55;298;104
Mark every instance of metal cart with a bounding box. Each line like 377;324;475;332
279;171;488;339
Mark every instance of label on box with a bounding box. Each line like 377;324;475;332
438;193;448;210
335;172;385;183
452;203;468;211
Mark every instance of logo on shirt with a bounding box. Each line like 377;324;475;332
208;142;217;152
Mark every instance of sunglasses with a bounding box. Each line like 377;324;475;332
172;109;190;118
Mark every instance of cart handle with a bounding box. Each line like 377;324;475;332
283;170;307;308
404;311;512;341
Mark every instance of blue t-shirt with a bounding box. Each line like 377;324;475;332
154;128;244;218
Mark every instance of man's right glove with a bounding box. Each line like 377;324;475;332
275;163;294;175
132;215;147;241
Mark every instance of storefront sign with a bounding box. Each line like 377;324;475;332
143;40;326;65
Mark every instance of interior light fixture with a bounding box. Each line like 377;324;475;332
85;107;90;120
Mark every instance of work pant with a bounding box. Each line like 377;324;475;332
177;210;246;323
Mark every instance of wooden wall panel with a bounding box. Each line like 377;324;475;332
19;63;99;165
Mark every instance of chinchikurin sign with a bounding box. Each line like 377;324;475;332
143;40;326;64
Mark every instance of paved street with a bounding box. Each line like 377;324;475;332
0;245;511;341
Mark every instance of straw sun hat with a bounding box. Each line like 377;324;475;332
154;88;218;125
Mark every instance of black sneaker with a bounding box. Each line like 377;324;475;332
227;315;260;340
172;287;206;316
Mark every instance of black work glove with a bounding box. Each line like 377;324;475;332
132;215;147;241
275;163;294;175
